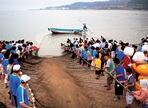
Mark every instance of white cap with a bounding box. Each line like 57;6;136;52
142;45;148;52
1;49;6;52
13;65;21;71
132;52;145;63
21;74;30;83
124;47;134;56
144;42;148;45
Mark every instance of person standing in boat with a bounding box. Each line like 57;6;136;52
83;23;87;32
82;23;87;41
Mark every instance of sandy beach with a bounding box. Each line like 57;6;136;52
0;52;139;108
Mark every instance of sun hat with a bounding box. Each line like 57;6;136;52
142;45;148;52
132;52;145;63
1;49;6;53
124;47;134;57
21;74;30;83
13;64;21;71
144;42;148;45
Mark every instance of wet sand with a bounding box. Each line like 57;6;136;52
0;52;139;108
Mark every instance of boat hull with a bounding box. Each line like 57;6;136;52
48;28;82;34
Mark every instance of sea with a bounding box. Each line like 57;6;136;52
0;10;148;56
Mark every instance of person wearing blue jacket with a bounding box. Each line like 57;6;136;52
81;46;88;66
10;65;21;107
2;52;10;88
16;74;32;108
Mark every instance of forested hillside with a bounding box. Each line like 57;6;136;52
128;0;148;9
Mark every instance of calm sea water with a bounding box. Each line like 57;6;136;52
0;10;148;56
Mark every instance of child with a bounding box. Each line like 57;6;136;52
95;54;102;79
120;68;136;108
113;58;126;101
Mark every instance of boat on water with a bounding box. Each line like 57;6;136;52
48;28;83;34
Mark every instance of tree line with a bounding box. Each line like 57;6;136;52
128;0;148;10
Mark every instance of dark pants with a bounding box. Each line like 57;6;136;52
143;104;148;108
13;95;18;107
71;51;76;59
115;81;124;95
82;58;87;65
87;60;92;68
79;57;82;64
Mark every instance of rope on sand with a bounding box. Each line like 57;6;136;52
69;51;132;93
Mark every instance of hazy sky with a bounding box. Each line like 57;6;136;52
0;0;108;10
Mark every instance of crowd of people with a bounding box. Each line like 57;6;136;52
0;39;37;108
62;36;148;108
1;37;148;108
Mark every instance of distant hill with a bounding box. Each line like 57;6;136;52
128;0;148;10
43;0;131;10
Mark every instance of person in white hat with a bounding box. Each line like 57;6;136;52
1;49;6;55
122;47;134;70
16;74;32;108
10;64;21;107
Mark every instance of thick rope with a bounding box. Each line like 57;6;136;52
70;50;132;93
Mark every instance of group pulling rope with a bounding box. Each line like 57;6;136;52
62;36;148;108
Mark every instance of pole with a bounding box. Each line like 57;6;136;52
79;20;93;34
